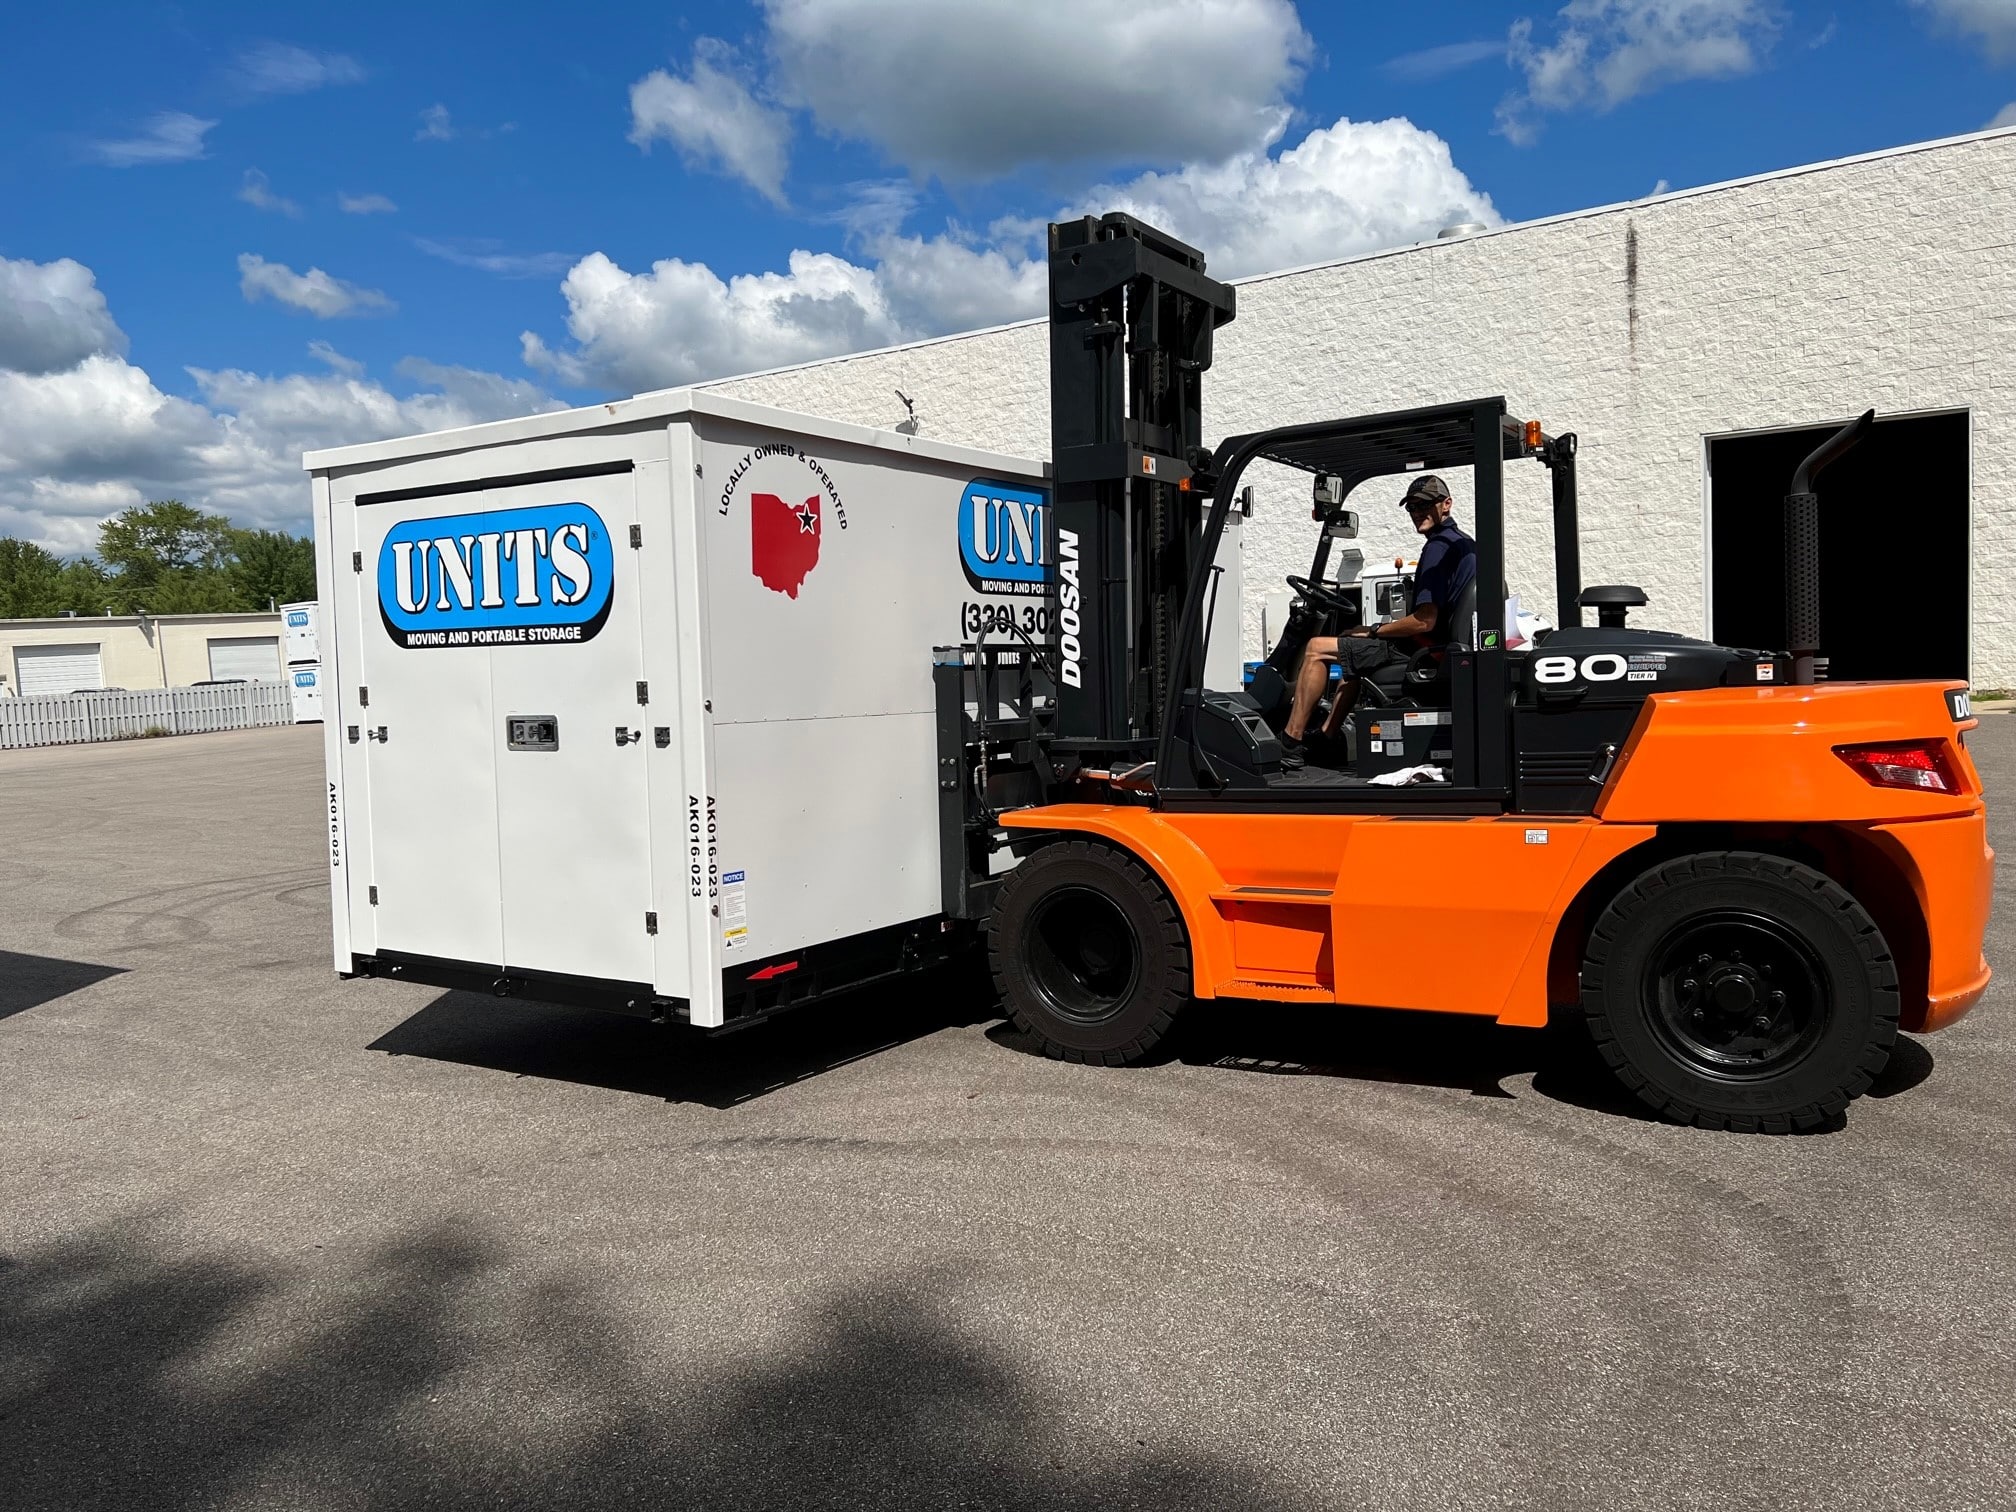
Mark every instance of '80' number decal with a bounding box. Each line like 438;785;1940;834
1533;653;1629;684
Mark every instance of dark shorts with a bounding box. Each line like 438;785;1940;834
1329;635;1410;679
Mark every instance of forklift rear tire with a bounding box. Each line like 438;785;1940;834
987;840;1191;1065
1579;851;1899;1133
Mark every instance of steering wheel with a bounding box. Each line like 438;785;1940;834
1284;574;1356;617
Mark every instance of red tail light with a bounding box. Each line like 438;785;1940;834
1834;740;1962;795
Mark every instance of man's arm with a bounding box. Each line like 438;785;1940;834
1348;603;1437;638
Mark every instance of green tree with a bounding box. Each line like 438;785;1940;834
55;559;113;616
0;538;66;617
144;569;246;615
228;528;318;610
0;502;318;622
96;501;236;613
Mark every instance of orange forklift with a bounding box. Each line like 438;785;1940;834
935;213;1993;1132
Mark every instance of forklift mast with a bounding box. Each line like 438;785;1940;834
1047;214;1237;755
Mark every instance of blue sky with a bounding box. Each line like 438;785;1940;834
1;0;2012;550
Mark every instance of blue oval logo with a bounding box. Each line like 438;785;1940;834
377;502;615;648
958;478;1049;598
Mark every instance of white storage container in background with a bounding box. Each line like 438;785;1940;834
290;663;324;723
306;389;1243;1031
282;601;321;665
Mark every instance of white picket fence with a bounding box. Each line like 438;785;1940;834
0;681;293;751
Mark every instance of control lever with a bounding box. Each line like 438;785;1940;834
366;726;389;743
615;727;643;747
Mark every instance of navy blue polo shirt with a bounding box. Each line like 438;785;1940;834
1412;518;1477;643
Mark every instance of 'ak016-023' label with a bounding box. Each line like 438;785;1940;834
377;502;615;648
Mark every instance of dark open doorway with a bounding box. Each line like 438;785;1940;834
1708;411;1969;682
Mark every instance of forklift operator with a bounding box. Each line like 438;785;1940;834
1280;475;1477;767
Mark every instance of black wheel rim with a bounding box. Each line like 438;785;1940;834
1023;886;1142;1026
1643;911;1831;1079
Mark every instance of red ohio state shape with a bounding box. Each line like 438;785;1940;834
751;492;821;598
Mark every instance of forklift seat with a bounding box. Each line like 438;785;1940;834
1361;577;1480;709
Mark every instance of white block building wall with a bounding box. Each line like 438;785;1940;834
705;130;2016;685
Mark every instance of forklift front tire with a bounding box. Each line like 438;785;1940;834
987;840;1192;1065
1578;851;1900;1133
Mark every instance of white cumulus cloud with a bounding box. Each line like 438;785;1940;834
238;254;395;318
1499;0;1779;143
755;0;1313;178
414;239;579;280
307;340;363;376
523;249;907;394
0;260;560;551
87;112;217;167
1071;116;1499;278
630;38;793;205
338;192;398;214
237;169;302;218
1913;0;2016;62
525;113;1493;392
229;42;365;96
0;256;129;375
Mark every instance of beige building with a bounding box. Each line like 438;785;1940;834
0;613;285;696
704;127;2016;688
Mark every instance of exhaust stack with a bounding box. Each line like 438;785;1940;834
1784;409;1874;685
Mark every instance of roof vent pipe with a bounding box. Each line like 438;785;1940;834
1437;221;1488;240
1784;409;1874;686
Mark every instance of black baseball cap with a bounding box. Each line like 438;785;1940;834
1400;474;1451;509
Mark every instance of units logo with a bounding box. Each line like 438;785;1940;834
717;442;849;599
958;479;1050;597
286;609;311;628
377;501;615;649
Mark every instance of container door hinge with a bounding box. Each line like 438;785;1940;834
645;911;659;936
636;681;649;705
352;551;362;573
368;885;379;905
358;686;369;707
629;524;642;549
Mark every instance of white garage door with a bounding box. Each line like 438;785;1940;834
207;637;282;681
16;643;103;696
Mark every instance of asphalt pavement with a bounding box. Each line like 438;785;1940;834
1;719;2011;1511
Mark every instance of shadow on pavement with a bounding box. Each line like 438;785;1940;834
0;949;126;1022
1866;1033;1936;1097
1161;1001;1924;1130
372;963;1936;1126
0;1216;1298;1512
367;963;999;1109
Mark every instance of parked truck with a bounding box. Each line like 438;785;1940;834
311;213;1992;1132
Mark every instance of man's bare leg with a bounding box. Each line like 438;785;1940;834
1284;640;1336;742
1320;677;1360;737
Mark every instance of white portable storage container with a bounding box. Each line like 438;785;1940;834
306;390;1242;1029
290;662;324;723
282;601;321;665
